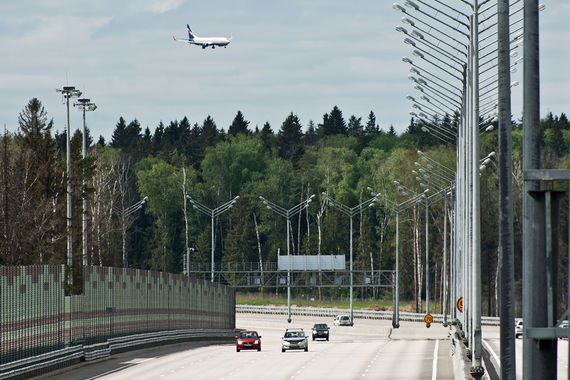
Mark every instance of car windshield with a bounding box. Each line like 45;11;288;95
240;331;258;338
285;331;304;338
341;316;349;320
314;324;327;329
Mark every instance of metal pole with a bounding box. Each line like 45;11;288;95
82;108;87;267
66;93;72;281
287;216;292;323
523;0;556;377
425;196;429;316
443;191;448;326
211;212;215;282
349;213;354;326
394;209;400;328
471;2;484;376
498;0;516;377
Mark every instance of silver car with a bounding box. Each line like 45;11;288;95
281;329;308;352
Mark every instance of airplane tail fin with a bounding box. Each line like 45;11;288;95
186;24;196;40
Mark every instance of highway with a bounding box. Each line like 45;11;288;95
482;326;569;380
37;314;455;380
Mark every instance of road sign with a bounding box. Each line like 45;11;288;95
457;297;463;313
424;313;433;325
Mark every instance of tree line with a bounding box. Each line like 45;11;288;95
1;98;569;314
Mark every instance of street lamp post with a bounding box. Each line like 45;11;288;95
74;98;97;267
322;193;378;325
56;86;82;285
187;195;239;282
121;196;147;267
259;195;315;323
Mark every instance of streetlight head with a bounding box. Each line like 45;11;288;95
420;95;430;102
401;17;415;26
510;51;518;58
421;126;429;133
409;67;420;75
259;196;264;200
419;112;429;119
402;57;413;64
423;189;430;194
417;150;423;155
480;165;486;171
63;86;76;91
266;206;272;210
417;78;428;86
309;194;316;199
511;80;519;87
411;30;424;40
409;111;418;117
404;0;419;10
538;3;545;11
235;195;240;199
392;3;406;12
406;94;415;102
78;98;90;104
414;85;424;93
412;49;424;59
404;38;416;47
414;162;420;167
395;25;408;34
485;125;494;132
412;103;421;110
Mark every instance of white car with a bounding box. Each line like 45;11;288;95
281;329;308;352
334;314;353;326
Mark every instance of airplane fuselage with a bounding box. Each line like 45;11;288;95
190;37;230;48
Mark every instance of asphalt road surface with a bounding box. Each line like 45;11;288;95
35;314;455;380
482;325;569;380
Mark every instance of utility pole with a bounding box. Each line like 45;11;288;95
74;98;97;267
56;86;81;286
497;0;516;377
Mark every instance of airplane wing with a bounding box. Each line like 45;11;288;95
173;36;191;43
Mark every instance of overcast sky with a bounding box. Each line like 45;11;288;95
0;1;568;141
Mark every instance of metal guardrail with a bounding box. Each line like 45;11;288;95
0;329;235;380
236;305;500;326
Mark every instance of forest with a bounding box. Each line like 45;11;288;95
1;98;569;315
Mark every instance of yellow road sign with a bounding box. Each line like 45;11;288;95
457;297;463;313
424;313;433;325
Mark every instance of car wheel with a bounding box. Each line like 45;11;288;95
236;348;240;352
257;347;261;352
282;348;285;353
326;337;329;341
304;347;308;352
312;336;315;341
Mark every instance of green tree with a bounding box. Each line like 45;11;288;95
277;112;304;162
228;110;250;136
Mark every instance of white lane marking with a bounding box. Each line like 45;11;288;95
431;339;439;380
482;339;500;367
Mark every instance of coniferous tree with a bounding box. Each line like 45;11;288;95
110;117;128;148
365;111;378;136
277;112;304;162
303;120;318;146
153;122;165;151
228;110;250;136
260;121;275;153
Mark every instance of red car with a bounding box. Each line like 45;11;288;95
236;330;262;352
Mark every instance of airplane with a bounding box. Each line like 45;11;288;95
173;24;232;49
